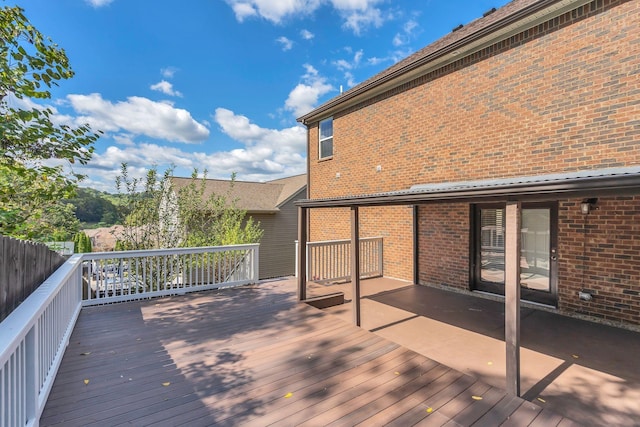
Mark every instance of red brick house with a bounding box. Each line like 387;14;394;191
296;0;640;346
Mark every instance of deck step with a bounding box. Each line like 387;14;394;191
303;292;345;309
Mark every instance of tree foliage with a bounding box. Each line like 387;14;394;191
0;5;100;240
114;164;263;251
73;231;92;253
68;187;119;225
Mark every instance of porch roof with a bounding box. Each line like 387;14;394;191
296;166;640;208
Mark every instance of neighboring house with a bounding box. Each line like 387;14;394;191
171;174;307;279
297;0;640;328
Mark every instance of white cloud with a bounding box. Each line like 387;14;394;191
225;0;386;34
226;0;321;23
276;36;294;51
161;67;178;79
150;80;183;97
344;71;356;87
203;108;307;177
66;93;209;143
67;106;308;192
284;64;334;117
341;7;383;35
85;0;114;7
300;29;314;40
393;19;419;47
333;49;363;70
332;49;362;88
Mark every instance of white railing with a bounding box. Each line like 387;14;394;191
0;244;259;427
82;244;259;306
0;255;83;427
295;237;383;284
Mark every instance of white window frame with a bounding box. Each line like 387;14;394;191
319;117;333;159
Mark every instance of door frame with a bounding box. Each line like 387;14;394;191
470;202;558;306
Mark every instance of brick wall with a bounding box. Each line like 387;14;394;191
558;196;640;325
308;0;639;195
417;204;469;289
310;206;413;281
307;0;640;324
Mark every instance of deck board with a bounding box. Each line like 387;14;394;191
40;278;575;426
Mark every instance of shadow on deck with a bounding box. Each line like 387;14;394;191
41;278;578;426
310;277;640;426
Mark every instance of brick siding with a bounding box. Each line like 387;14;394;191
307;0;640;325
558;197;640;325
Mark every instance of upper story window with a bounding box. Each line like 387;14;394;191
319;118;333;159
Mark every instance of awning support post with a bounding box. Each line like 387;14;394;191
505;201;522;396
351;206;361;326
297;206;307;301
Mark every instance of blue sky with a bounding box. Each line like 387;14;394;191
21;0;508;192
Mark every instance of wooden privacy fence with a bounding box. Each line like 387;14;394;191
0;236;66;322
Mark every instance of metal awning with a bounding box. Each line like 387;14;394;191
296;166;640;208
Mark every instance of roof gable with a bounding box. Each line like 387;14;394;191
170;174;306;213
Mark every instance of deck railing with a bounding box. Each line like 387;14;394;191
0;244;259;427
82;244;259;306
296;237;383;284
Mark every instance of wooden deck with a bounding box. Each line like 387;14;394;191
40;278;577;426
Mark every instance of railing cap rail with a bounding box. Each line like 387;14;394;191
81;243;260;260
0;254;83;365
296;236;383;246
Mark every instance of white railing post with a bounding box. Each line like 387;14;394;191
253;245;260;283
25;325;37;425
378;237;384;277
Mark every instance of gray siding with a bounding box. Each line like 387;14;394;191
249;188;304;279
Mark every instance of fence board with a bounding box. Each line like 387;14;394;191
0;236;65;321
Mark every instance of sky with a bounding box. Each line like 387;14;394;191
21;0;509;192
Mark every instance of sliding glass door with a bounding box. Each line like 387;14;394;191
472;202;557;306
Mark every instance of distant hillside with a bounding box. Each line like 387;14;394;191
67;188;124;227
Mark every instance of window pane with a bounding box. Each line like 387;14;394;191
521;209;550;292
480;208;505;283
320;137;333;158
319;119;333;140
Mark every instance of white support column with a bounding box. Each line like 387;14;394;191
297;207;307;301
505;201;522;396
351;206;361;326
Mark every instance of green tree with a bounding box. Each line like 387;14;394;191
113;164;263;250
67;187;120;225
0;6;100;240
175;170;263;248
73;231;92;253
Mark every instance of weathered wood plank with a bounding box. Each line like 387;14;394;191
529;408;564;427
501;400;543;426
454;391;522;427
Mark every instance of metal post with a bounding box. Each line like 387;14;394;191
351;206;361;326
413;205;419;284
505;201;521;396
297;207;307;301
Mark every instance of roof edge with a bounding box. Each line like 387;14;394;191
298;0;591;125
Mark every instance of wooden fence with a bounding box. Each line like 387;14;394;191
0;236;66;322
